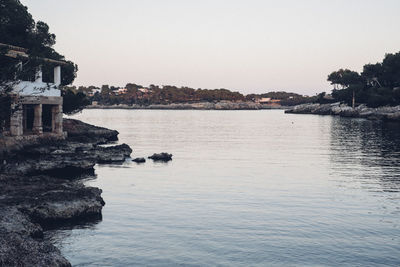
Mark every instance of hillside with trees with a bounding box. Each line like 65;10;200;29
328;51;400;107
66;83;314;107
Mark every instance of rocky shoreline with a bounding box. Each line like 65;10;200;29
0;119;132;266
87;101;286;110
285;102;400;121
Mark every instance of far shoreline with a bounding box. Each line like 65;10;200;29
85;102;400;123
85;101;290;111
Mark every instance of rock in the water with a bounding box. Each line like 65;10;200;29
96;144;132;163
148;152;173;162
132;157;146;163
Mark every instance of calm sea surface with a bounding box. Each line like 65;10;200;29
47;109;400;266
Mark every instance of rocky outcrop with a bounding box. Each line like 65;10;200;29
0;173;104;266
63;118;119;144
0;210;71;266
0;119;120;162
0;133;65;162
0;174;104;267
0;119;132;266
1;121;132;176
1;174;105;228
285;103;400;121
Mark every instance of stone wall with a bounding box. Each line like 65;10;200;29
9;96;63;137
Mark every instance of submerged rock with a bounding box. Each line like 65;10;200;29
132;157;146;163
148;152;173;162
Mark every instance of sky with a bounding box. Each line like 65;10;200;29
20;0;400;95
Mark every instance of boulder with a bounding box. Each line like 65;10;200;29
132;157;146;163
148;152;173;162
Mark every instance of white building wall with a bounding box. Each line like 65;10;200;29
13;81;61;97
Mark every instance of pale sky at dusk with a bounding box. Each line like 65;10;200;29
20;0;400;95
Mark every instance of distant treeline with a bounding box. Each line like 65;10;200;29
64;49;400;109
63;84;315;107
326;51;400;107
65;51;400;109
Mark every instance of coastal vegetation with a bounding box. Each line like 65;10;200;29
0;0;78;132
328;51;400;107
62;89;90;115
66;83;315;107
55;50;400;111
0;0;77;85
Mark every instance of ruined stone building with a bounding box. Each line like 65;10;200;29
1;43;66;137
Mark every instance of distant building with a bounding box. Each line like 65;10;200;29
88;88;101;97
258;97;271;104
117;88;128;95
1;43;66;137
138;88;150;93
254;97;281;106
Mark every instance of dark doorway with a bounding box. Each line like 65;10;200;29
23;104;34;134
1;97;11;132
42;105;53;132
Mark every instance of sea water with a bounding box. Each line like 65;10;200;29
47;109;400;266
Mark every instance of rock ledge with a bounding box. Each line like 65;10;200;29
0;119;132;266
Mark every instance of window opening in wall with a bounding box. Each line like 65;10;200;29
42;104;53;132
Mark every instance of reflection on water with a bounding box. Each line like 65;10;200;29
52;110;400;266
330;118;400;192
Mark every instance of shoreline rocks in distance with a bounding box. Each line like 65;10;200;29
285;102;400;122
86;101;288;110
